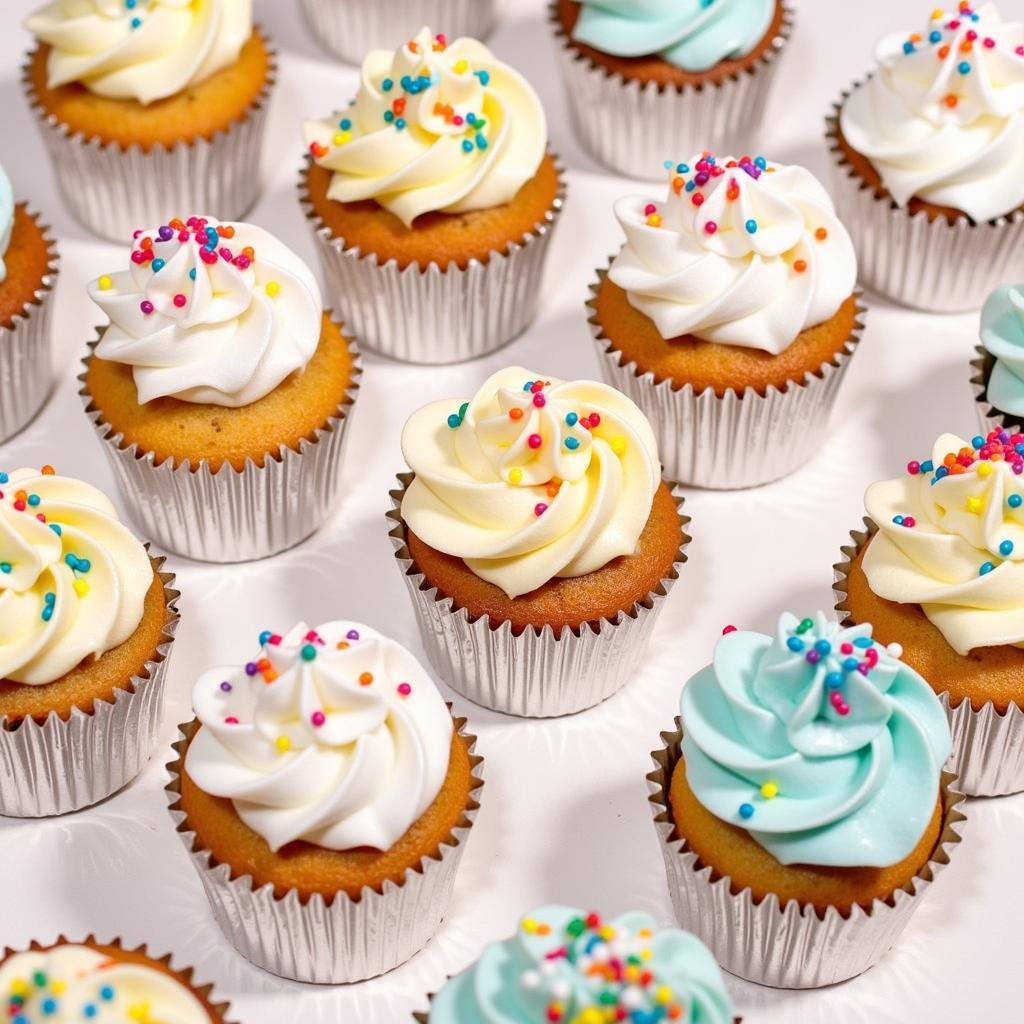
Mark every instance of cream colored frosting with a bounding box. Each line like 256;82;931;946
609;154;857;354
863;432;1024;655
0;945;209;1024
186;621;453;853
400;367;661;599
25;0;252;106
303;27;546;227
0;468;152;686
89;216;322;408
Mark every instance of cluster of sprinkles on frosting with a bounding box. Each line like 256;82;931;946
519;912;687;1023
309;33;494;157
5;964;152;1024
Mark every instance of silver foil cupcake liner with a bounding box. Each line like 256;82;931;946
166;713;484;984
548;0;793;180
298;156;566;364
0;212;58;443
835;518;1024;797
300;0;496;65
0;556;179;818
78;323;361;563
970;346;1024;437
22;37;277;243
826;88;1024;313
649;721;966;988
589;270;865;489
387;473;691;717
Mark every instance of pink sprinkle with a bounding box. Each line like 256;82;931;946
178;231;190;242
836;704;850;717
528;433;542;449
704;221;718;235
453;115;464;125
397;682;412;697
131;250;146;264
311;711;326;727
841;642;853;654
219;247;233;261
644;203;657;216
140;300;154;315
534;502;548;516
904;516;916;528
1017;45;1024;56
234;255;252;270
533;393;546;408
722;625;737;635
225;716;239;724
857;662;871;676
305;630;321;643
269;634;282;646
133;230;142;239
691;193;705;207
948;19;960;29
173;293;187;308
200;248;218;264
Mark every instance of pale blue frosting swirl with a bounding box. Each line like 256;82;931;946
0;164;13;285
982;284;1024;418
572;0;775;73
680;611;951;868
428;905;733;1023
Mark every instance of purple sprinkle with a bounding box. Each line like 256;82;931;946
346;629;360;641
857;662;871;676
805;649;821;665
244;662;258;676
694;171;710;186
220;681;232;692
158;225;173;241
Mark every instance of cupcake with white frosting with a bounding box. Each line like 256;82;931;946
79;215;361;563
167;620;483;983
0;465;179;817
828;3;1024;311
300;28;565;364
591;153;863;489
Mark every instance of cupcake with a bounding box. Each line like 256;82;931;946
973;283;1024;432
650;611;964;988
828;4;1024;312
0;465;179;818
389;367;690;717
591;154;863;489
414;905;735;1022
166;620;483;983
0;163;58;445
0;939;232;1022
22;1;275;242
300;28;565;364
835;432;1024;796
302;0;496;66
549;0;793;179
79;215;361;563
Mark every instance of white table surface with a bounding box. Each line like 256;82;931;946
1;1;1017;1020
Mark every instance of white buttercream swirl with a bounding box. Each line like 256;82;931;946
863;432;1024;655
0;468;152;686
839;4;1024;222
608;154;857;354
185;621;454;853
0;945;209;1024
25;0;252;106
0;163;12;285
400;367;661;599
88;217;322;408
303;26;546;227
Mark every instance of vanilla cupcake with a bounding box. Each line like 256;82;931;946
973;283;1024;432
300;29;565;364
828;4;1024;311
79;215;360;563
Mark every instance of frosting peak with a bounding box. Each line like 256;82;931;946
981;283;1024;417
400;367;661;599
185;621;453;852
0;164;12;285
608;154;857;353
303;27;546;227
89;216;322;408
681;611;951;867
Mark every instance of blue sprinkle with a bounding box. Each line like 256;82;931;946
920;460;934;473
1009;494;1023;508
130;16;141;28
383;110;394;123
49;524;61;537
447;414;461;428
466;113;477;126
565;412;578;426
99;987;115;1002
814;639;831;655
738;803;754;820
903;41;915;54
84;1006;98;1019
1000;540;1014;557
676;163;690;174
126;0;137;6
893;515;905;525
663;160;674;170
1016;443;1024;455
979;561;995;575
825;671;844;689
0;563;10;573
44;592;56;605
339;118;351;130
259;630;272;645
685;180;696;192
189;268;197;280
958;61;971;74
399;76;412;90
474;69;490;86
27;494;40;507
853;636;872;648
843;657;858;672
929;29;941;42
754;156;767;170
972;435;985;449
151;258;165;272
745;218;758;234
523;381;534;392
565;437;580;451
475;133;487;150
41;998;57;1015
935;466;949;480
786;636;804;652
41;608;53;623
0;472;7;484
395;118;406;130
461;139;473;153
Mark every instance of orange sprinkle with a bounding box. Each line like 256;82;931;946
257;657;270;670
263;670;278;683
815;227;828;241
220;225;235;238
14;490;26;501
140;236;153;250
41;465;55;475
509;407;524;421
944;93;959;108
537;924;551;935
242;246;255;258
793;259;807;273
671;176;684;195
949;464;966;475
960;39;972;51
727;184;740;201
408;39;419;52
336;641;350;650
546;483;559;498
938;44;950;58
359;672;374;686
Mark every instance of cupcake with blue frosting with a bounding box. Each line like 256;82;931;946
550;0;793;178
974;283;1024;432
650;611;964;989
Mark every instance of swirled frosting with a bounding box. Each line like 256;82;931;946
400;367;661;599
0;163;12;286
681;611;951;868
608;154;857;354
981;284;1024;416
25;0;252;106
185;621;453;852
572;0;775;72
863;431;1024;655
429;905;733;1024
0;467;152;687
839;4;1024;222
0;945;209;1024
88;216;322;408
303;27;546;227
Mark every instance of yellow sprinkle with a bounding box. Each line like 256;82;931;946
579;1010;603;1024
610;437;627;456
454;59;468;73
931;7;944;19
50;981;66;996
521;917;538;934
97;274;113;291
978;462;993;478
275;735;292;753
265;281;281;297
640;947;653;961
10;980;29;998
332;130;352;146
761;781;779;799
638;928;652;938
655;985;673;1005
73;579;90;598
625;965;640;983
966;496;984;513
645;213;662;227
127;1003;151;1023
598;925;615;941
508;468;523;485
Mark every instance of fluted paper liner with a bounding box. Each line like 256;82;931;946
970;346;1024;437
78;321;361;563
166;712;484;984
0;212;58;444
0;555;179;818
649;721;966;988
548;1;793;180
835;518;1024;797
22;36;277;243
826;87;1024;313
590;270;865;489
300;0;496;65
298;156;566;364
0;937;235;1023
388;473;690;717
